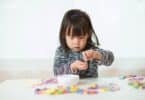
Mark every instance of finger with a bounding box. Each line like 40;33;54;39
79;63;88;70
86;52;91;58
87;50;95;60
82;52;89;61
87;50;94;58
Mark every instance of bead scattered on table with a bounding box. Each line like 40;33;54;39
34;83;120;95
120;75;145;90
32;75;145;95
32;78;57;88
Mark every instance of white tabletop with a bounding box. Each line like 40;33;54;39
0;77;145;100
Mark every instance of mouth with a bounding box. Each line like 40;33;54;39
72;47;82;52
72;47;81;51
73;47;80;49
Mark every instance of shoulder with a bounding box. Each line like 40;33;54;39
56;46;64;51
55;46;66;55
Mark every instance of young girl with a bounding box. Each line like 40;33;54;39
53;9;114;78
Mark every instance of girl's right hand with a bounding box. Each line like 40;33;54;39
70;60;88;71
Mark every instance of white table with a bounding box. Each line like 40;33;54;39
0;77;145;100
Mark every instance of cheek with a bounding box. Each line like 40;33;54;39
80;39;87;46
66;37;72;45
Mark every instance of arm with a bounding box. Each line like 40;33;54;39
96;48;114;66
53;47;74;76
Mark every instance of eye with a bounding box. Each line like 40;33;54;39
66;35;73;39
79;36;85;39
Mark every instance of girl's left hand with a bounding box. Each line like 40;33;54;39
82;49;101;61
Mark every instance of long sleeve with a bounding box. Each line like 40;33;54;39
53;47;114;78
96;48;114;66
53;47;73;76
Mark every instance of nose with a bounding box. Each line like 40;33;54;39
72;37;80;45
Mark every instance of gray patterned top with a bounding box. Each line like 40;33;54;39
53;46;114;78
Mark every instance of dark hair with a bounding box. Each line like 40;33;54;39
59;9;100;52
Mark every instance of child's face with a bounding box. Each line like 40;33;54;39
66;34;88;52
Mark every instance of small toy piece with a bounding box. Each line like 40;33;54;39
34;78;121;95
120;75;145;90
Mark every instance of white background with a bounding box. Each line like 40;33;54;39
0;0;145;71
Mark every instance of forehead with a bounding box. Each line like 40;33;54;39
65;26;88;37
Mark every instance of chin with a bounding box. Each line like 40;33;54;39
72;48;82;52
72;49;79;52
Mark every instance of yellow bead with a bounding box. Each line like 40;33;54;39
70;85;78;92
98;88;107;92
90;84;97;88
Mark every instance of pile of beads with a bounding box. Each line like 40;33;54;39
34;83;120;95
35;86;68;95
119;75;138;80
35;85;80;95
32;78;57;88
120;75;145;90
